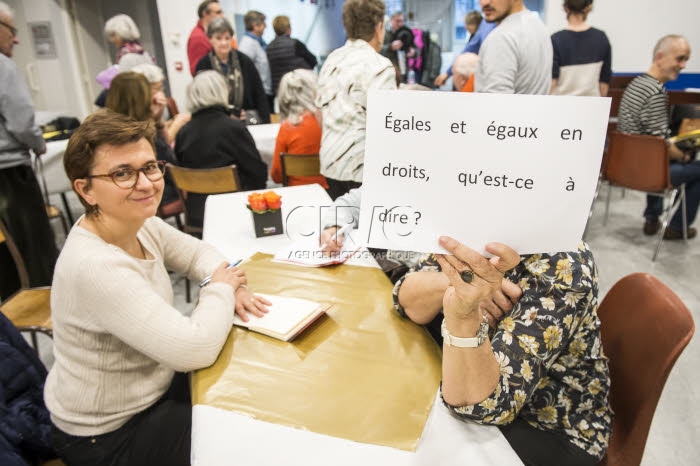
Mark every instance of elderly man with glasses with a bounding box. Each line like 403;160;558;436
0;1;58;300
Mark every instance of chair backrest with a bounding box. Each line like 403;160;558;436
605;132;671;192
0;216;30;288
280;153;321;186
166;164;242;195
166;97;179;117
597;273;694;466
166;164;241;234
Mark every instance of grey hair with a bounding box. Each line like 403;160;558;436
187;70;229;113
653;34;688;59
0;2;12;18
278;69;318;126
390;11;404;19
453;52;478;78
104;14;140;41
207;16;234;38
131;63;165;84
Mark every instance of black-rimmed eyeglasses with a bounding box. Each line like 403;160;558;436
86;160;166;189
0;20;17;37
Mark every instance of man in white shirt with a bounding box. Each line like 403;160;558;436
475;0;552;95
316;0;397;200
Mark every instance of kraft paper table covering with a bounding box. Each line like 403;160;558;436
191;252;443;451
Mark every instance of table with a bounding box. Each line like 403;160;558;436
247;122;280;168
196;184;523;466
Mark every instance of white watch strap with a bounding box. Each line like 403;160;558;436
441;315;489;348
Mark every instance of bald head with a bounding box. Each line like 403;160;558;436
650;34;690;84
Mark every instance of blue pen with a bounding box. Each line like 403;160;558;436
199;259;243;287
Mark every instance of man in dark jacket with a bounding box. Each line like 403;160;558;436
266;16;317;97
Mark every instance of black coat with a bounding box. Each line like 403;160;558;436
175;105;268;229
195;50;271;124
0;313;55;465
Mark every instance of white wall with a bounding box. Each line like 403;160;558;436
8;0;91;118
543;0;700;73
155;0;345;112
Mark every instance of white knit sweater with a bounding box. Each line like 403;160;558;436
44;216;235;436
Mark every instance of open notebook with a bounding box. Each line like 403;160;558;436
232;294;331;341
272;231;363;267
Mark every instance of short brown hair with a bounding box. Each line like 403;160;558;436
64;110;156;215
465;10;482;26
105;72;152;122
342;0;385;42
272;15;290;36
198;0;219;19
244;10;265;31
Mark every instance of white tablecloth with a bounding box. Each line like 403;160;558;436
202;184;376;267
191;394;522;466
247;122;280;168
198;184;523;465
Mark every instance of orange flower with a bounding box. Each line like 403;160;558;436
247;192;268;212
263;191;282;210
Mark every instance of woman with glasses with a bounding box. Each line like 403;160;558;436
44;110;269;466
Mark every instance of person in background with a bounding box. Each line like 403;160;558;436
475;0;552;95
380;11;414;83
104;14;152;63
266;15;317;97
45;110;269;466
0;1;58;299
550;0;612;96
617;34;699;240
238;10;274;112
270;69;327;188
132;63;191;145
434;10;495;88
452;52;479;92
316;0;397;200
187;0;224;76
105;72;179;207
175;70;267;229
395;238;612;465
196;17;270;124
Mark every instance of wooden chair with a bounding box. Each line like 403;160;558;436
603;131;687;261
0;217;52;357
280;153;321;186
166;164;241;302
597;273;694;466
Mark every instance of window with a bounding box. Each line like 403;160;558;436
385;0;405;16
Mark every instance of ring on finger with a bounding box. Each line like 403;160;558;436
460;270;474;283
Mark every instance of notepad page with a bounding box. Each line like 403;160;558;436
232;294;322;335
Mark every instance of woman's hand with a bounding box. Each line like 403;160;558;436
435;237;520;324
151;90;167;120
234;287;271;322
209;261;247;290
319;226;343;255
480;278;523;328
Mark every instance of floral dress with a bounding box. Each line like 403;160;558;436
392;241;613;459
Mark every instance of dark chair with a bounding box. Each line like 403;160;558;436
597;273;694;466
0;217;52;357
166;164;241;302
157;198;184;230
603;131;688;260
280;153;321;186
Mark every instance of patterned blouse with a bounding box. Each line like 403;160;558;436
392;242;612;459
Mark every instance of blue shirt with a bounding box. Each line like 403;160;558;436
447;20;496;76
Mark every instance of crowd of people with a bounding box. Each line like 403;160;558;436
0;0;697;465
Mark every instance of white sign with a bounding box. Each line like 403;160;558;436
357;90;610;255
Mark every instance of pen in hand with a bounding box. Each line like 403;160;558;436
319;223;354;250
199;259;243;287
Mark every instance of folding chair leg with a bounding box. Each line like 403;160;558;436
603;183;613;226
653;187;683;261
185;277;191;303
61;192;75;225
681;185;688;241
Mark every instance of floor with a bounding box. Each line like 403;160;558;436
36;186;698;465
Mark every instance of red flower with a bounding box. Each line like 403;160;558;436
247;193;268;212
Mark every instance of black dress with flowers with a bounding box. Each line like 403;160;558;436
392;241;612;460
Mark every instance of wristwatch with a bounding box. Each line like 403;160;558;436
441;315;490;348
